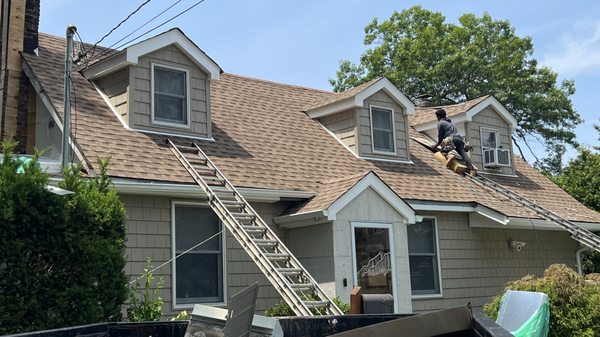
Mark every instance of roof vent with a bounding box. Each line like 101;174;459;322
415;94;436;107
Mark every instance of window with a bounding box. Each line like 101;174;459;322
152;64;189;126
481;128;499;149
173;204;224;306
351;223;396;302
370;106;396;153
407;218;441;296
480;127;510;167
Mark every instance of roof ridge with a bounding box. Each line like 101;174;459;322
222;73;334;94
416;94;491;110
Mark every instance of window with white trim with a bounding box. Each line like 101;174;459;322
370;106;395;153
173;204;224;305
152;65;189;125
407;218;441;295
481;128;499;149
480;127;510;167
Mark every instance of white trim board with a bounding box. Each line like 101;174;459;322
413;96;518;132
306;78;415;119
83;28;221;80
370;105;397;155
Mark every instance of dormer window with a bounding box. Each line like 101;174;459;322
152;64;190;126
370;106;396;154
481;127;510;168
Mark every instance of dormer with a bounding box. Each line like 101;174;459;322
82;29;222;140
411;96;518;175
305;78;415;162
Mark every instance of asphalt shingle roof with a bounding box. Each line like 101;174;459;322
23;33;600;224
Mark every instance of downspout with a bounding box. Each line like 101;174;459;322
576;246;591;275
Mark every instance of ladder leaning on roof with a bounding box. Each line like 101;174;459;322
464;174;600;253
167;139;343;316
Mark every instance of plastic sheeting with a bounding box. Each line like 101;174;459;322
496;290;549;337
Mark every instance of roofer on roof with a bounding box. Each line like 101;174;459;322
433;108;474;174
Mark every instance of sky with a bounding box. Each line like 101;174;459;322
39;0;600;163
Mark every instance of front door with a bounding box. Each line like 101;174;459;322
351;223;396;300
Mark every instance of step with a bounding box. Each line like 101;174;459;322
203;177;226;186
264;253;290;261
185;156;208;165
176;144;200;153
276;268;302;276
241;225;266;234
303;301;329;309
289;283;314;292
192;166;216;174
231;213;256;220
253;239;278;247
221;200;245;207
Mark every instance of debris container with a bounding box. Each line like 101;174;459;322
495;290;549;337
361;294;394;314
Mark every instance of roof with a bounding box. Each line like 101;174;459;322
411;96;490;126
22;33;600;225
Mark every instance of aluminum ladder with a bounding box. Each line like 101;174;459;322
464;174;600;253
168;140;343;316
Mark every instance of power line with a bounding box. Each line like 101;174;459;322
85;0;207;66
86;0;184;65
87;0;152;60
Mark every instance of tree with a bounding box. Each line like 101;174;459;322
331;6;582;172
0;143;127;334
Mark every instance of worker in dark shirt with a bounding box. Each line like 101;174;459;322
433;108;474;173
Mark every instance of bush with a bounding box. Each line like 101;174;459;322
264;296;350;317
483;264;600;337
0;143;127;334
127;258;164;321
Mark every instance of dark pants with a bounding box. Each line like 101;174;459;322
453;136;473;170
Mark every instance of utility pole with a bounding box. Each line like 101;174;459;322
61;25;76;169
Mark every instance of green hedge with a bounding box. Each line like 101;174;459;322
0;143;127;334
483;264;600;337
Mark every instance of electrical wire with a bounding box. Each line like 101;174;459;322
86;0;184;65
128;229;224;285
86;0;207;66
87;0;152;60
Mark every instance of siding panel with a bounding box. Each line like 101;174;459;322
318;109;357;150
467;107;515;175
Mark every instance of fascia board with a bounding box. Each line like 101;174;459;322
474;204;510;225
306;98;355;118
274;210;331;228
408;200;476;212
126;29;220;80
327;172;415;223
81;51;128;79
355;78;415;115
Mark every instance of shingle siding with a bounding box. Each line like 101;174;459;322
129;45;211;138
96;68;129;123
411;211;577;312
466;107;515;175
359;90;410;161
120;194;286;316
318;109;356;150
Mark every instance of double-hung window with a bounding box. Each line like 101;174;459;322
370;106;396;153
407;218;441;296
173;204;224;306
481;128;499;150
152;64;189;126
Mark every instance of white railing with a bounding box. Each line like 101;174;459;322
357;251;391;277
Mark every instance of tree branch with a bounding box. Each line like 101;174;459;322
511;135;526;162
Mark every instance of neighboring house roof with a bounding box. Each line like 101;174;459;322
411;95;518;130
23;33;600;225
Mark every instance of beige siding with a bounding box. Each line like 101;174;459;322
96;68;129;124
332;187;413;313
358;90;410;161
287;224;335;292
466;107;515;175
121;194;287;317
129;45;211;138
318;109;356;151
411;212;577;312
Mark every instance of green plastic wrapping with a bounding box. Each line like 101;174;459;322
508;293;550;337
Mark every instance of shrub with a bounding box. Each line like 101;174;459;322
264;296;350;317
127;258;164;321
0;143;127;334
483;264;600;337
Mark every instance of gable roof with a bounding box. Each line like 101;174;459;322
411;95;518;130
22;33;600;226
82;28;222;80
305;77;415;118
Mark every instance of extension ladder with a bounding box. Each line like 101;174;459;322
168;140;343;316
464;174;600;253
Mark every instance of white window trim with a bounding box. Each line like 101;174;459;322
480;127;500;150
151;63;192;129
409;216;443;299
369;105;397;155
479;127;511;168
171;201;227;309
350;222;399;313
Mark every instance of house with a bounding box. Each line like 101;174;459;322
2;0;600;316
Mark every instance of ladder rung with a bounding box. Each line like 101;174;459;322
241;225;266;233
303;301;329;309
277;268;302;275
264;253;289;260
290;283;313;291
231;213;256;219
175;145;199;153
203;178;226;186
254;239;278;247
221;200;244;206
